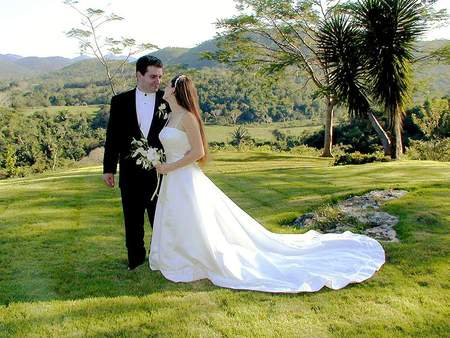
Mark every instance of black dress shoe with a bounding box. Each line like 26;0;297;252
127;257;146;271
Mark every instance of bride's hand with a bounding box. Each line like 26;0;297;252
155;163;173;175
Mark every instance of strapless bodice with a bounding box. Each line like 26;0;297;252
159;127;191;163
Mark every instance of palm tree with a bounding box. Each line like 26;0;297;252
231;125;252;148
317;13;393;156
317;0;425;158
353;0;425;158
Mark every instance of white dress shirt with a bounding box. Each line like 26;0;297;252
135;87;156;137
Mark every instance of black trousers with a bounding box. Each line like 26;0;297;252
120;185;158;267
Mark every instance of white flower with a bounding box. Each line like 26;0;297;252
146;148;157;162
130;137;165;171
157;103;168;119
132;147;146;158
130;136;166;201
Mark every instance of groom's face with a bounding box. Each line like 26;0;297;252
137;66;163;93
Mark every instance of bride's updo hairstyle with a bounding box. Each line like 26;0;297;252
171;74;209;166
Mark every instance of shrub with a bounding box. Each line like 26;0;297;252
208;141;236;152
5;146;18;177
289;145;322;157
406;138;450;162
272;129;286;141
408;98;450;140
230;126;253;148
303;119;383;154
91;105;110;129
334;151;391;166
311;204;365;233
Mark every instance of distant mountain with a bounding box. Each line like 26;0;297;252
0;54;23;62
15;56;74;73
149;47;190;65
0;56;78;80
169;40;219;68
100;53;136;62
146;40;218;68
0;60;30;79
72;55;92;62
415;39;449;50
0;38;448;83
48;58;119;80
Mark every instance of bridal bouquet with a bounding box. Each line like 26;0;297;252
130;137;165;200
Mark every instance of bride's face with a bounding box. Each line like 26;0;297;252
163;85;175;102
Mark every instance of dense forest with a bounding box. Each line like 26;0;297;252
0;64;329;124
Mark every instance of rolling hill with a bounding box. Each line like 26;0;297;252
0;39;448;104
0;55;75;80
0;59;31;79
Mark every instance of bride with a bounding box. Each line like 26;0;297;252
151;74;385;293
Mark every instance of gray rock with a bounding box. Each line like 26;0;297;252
293;213;316;228
290;190;407;242
364;225;399;242
332;224;354;233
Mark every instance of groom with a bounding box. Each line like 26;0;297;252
103;55;170;270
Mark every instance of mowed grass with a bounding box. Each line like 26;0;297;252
0;151;449;337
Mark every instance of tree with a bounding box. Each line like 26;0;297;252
353;0;426;158
229;109;243;124
231;125;252;147
64;0;157;95
316;12;393;155
411;97;450;139
5;146;18;177
429;42;450;64
317;0;444;158
91;105;110;129
206;0;344;157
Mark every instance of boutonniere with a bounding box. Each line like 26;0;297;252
157;103;168;120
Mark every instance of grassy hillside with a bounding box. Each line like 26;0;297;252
169;39;219;68
0;152;448;337
150;47;190;65
15;56;73;73
0;60;30;79
0;57;75;80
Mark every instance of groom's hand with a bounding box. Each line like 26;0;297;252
103;173;115;187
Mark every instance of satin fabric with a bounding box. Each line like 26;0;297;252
149;127;385;293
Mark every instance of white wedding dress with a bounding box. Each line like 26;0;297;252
149;123;385;293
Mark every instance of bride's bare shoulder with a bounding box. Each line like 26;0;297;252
181;112;199;129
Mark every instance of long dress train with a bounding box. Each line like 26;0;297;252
149;124;385;293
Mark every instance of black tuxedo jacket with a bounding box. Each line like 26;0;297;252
103;88;169;189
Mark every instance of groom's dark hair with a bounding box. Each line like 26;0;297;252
136;55;163;75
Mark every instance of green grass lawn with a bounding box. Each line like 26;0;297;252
0;152;449;337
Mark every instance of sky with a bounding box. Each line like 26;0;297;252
1;0;449;58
